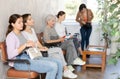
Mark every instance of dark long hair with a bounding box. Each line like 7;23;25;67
56;11;65;18
22;13;31;30
79;4;86;12
6;14;22;36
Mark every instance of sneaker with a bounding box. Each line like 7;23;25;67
73;58;86;65
63;70;77;78
67;65;75;72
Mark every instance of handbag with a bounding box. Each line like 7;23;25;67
41;51;48;57
26;47;42;59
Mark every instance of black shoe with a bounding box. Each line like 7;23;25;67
86;55;90;58
79;55;83;59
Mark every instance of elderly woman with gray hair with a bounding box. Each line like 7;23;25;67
43;14;85;77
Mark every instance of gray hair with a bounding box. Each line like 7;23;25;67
45;14;56;23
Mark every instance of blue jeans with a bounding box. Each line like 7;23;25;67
80;25;92;50
14;53;63;79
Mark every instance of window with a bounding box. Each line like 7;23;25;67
87;0;98;22
64;0;82;20
63;0;98;22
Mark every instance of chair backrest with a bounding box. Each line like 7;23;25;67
36;32;66;55
36;32;44;45
0;42;8;63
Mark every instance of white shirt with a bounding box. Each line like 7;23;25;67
22;28;38;42
55;22;66;37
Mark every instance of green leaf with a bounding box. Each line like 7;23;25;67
115;38;120;42
109;4;118;12
113;23;118;28
115;31;120;36
111;30;117;36
108;57;118;65
116;1;120;5
115;50;120;58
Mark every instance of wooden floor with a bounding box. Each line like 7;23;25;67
0;54;120;79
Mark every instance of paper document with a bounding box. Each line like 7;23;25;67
88;47;104;52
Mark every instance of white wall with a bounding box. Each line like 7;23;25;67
63;21;102;45
0;0;63;42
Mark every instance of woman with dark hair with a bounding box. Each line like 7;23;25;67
55;11;83;55
76;4;94;51
22;14;48;51
6;14;63;79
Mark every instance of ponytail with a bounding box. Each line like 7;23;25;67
6;14;21;36
6;24;13;36
56;11;65;18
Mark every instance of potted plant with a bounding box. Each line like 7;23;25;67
97;0;120;65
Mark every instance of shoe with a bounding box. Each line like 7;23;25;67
63;70;77;78
79;55;83;59
86;55;90;58
67;65;75;72
73;58;86;65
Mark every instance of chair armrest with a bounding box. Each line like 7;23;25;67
44;42;61;48
7;59;30;64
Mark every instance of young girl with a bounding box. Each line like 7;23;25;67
6;14;63;79
22;13;77;78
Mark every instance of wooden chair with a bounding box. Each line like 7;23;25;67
0;42;40;79
37;32;44;45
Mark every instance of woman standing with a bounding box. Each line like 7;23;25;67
76;4;94;51
6;14;63;79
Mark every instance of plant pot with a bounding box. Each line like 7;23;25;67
110;42;118;54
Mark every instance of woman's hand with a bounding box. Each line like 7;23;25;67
59;37;65;42
39;46;48;51
82;21;86;25
70;35;73;38
26;40;35;47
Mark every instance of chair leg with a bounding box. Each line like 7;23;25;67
36;74;45;79
41;73;46;79
30;76;40;79
29;76;40;79
35;76;40;79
